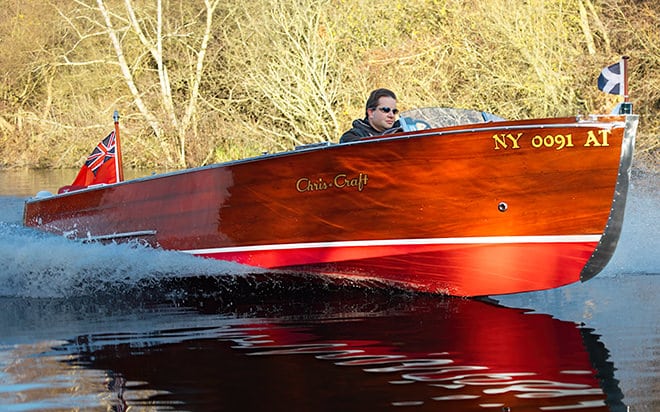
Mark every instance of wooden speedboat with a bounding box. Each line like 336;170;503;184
23;107;638;296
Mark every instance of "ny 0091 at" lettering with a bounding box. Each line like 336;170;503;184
492;129;611;150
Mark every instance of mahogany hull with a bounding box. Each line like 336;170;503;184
23;114;638;296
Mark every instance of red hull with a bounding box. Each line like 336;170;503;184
193;239;599;296
23;111;638;296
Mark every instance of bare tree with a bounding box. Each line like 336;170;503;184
63;0;222;167
230;0;342;148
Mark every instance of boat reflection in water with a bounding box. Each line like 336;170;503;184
57;288;625;411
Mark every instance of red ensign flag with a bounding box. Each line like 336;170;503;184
70;131;118;187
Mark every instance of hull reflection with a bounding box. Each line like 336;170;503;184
58;293;625;411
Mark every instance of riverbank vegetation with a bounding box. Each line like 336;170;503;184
0;0;657;171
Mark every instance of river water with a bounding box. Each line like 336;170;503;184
0;169;658;411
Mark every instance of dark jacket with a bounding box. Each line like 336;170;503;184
339;118;402;143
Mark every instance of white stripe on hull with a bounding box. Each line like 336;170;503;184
181;234;602;255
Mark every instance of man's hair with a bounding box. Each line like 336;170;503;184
365;88;397;117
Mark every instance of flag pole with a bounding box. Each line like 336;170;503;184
113;110;124;182
620;56;632;114
622;55;630;103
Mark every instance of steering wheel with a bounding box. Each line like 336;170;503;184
400;116;432;132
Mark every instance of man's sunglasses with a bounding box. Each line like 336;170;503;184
376;106;399;115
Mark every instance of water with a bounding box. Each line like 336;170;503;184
0;169;658;411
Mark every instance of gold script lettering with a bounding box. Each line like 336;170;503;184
297;173;368;193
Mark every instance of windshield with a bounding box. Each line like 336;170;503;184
399;107;504;131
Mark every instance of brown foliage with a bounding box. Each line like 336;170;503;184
0;0;657;171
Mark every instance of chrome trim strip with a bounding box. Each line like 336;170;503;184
81;230;157;242
383;121;626;141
